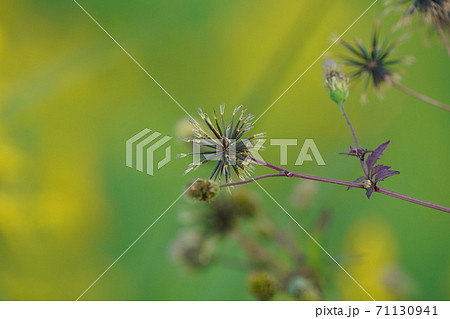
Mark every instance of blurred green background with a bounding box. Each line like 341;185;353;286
0;0;449;300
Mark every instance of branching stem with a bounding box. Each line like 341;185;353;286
221;157;450;213
338;102;360;149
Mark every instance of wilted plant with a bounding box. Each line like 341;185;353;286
177;106;265;184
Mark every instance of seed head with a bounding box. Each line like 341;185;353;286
388;0;450;30
186;179;219;202
178;105;265;184
228;190;259;218
204;191;258;235
340;27;408;97
247;271;276;301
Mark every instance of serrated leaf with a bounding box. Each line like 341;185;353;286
373;169;400;182
366;141;390;170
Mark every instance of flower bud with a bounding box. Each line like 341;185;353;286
186;179;219;202
362;179;373;190
323;59;349;104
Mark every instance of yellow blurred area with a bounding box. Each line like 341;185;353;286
337;217;412;300
0;130;108;298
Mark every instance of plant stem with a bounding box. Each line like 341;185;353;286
222;157;450;213
376;187;449;212
435;19;450;59
338;102;360;148
337;102;368;176
224;171;361;189
393;82;450;111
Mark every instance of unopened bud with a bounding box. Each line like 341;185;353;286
362;179;373;190
323;59;349;104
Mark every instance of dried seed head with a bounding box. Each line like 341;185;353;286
339;27;407;99
388;0;450;30
229;190;259;218
178;105;265;184
247;271;276;301
186;179;219;202
205;190;258;234
323;59;349;104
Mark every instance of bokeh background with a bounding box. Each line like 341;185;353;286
0;0;449;300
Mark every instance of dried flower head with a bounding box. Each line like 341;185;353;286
186;179;219;202
228;190;259;218
323;59;349;104
340;28;407;95
204;191;258;235
178;105;265;184
388;0;450;29
247;271;276;301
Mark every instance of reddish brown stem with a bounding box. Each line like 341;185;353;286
376;188;449;212
221;157;450;213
